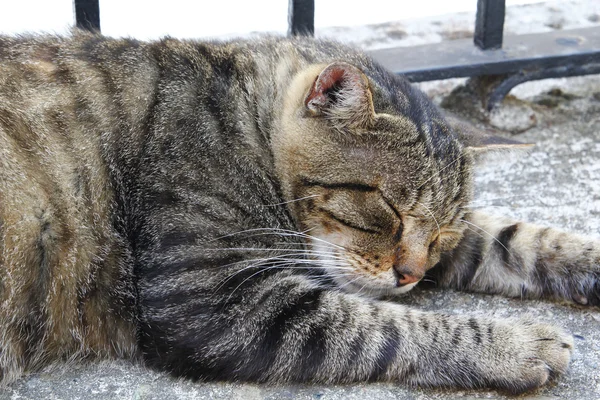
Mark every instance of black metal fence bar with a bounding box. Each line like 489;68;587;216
74;0;101;32
474;0;505;50
288;0;314;37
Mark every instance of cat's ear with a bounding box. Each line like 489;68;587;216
304;62;375;130
444;113;534;154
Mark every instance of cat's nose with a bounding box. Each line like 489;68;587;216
392;245;426;287
395;273;420;287
392;266;422;287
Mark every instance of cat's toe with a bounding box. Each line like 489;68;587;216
505;358;553;394
489;322;573;394
531;325;573;374
572;272;600;306
588;276;600;306
523;325;573;386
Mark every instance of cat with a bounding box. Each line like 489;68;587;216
0;32;598;393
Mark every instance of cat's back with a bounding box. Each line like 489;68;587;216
0;34;148;381
0;32;292;382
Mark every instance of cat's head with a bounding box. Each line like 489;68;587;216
273;61;524;297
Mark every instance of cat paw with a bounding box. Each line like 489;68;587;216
586;272;600;306
572;271;600;307
489;321;574;394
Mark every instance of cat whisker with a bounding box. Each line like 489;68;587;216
213;254;353;293
206;227;314;243
203;248;349;263
224;265;293;302
463;205;511;210
269;228;343;251
350;279;371;297
460;219;512;256
467;194;529;206
224;263;353;302
262;194;319;207
204;246;338;254
211;255;304;288
337;275;362;290
207;252;336;275
228;253;350;272
286;231;347;251
416;201;441;238
418;154;464;189
208;227;347;252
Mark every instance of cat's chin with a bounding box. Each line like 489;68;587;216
337;279;419;298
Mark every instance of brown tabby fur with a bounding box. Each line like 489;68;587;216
0;32;598;393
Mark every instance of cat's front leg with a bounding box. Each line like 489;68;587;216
432;210;600;305
405;314;574;393
138;270;573;393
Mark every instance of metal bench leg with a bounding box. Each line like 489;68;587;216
479;62;600;110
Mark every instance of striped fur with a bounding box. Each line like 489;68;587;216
0;33;596;393
434;211;600;305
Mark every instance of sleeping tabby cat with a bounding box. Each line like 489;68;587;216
0;32;598;393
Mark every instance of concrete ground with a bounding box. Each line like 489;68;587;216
2;2;600;398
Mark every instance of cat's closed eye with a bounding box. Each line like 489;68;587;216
318;207;383;235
